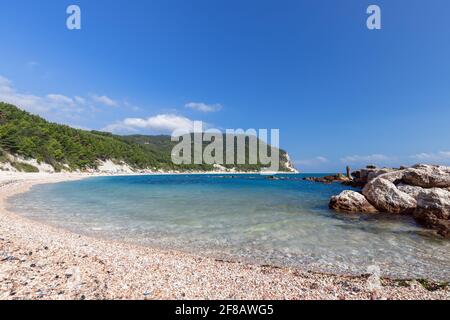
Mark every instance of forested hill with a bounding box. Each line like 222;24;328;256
0;102;295;172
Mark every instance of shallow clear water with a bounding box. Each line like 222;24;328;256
8;174;450;281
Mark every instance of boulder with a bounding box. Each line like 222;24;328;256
330;164;450;236
397;184;424;199
329;190;379;213
414;188;450;238
351;170;361;179
363;178;417;214
351;168;378;186
350;167;399;187
375;170;405;183
402;164;450;188
366;168;398;183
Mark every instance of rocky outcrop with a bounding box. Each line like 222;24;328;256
397;184;424;199
402;164;450;188
282;153;299;173
347;168;405;188
96;160;135;174
303;174;351;184
329;190;378;213
413;188;450;238
362;178;417;214
348;167;400;187
329;164;450;238
373;169;406;183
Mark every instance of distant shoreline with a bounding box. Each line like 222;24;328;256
0;171;448;300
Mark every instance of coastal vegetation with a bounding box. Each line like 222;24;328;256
0;102;293;172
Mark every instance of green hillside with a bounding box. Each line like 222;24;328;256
0;102;294;172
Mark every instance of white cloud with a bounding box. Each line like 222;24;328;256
123;100;141;112
69;124;92;131
104;114;197;134
0;75;85;119
338;152;450;167
295;156;329;166
74;96;86;105
185;102;222;112
340;154;391;163
0;75;167;131
0;75;12;87
0;76;15;95
410;151;450;162
47;94;74;106
0;75;124;123
92;95;119;107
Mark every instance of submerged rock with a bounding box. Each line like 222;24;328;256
414;188;450;238
329;190;378;213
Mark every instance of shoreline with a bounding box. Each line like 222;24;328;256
0;172;448;300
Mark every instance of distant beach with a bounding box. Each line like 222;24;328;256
1;172;448;300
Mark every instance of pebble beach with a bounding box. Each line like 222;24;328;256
0;172;448;300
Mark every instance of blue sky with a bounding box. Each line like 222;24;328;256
1;0;450;172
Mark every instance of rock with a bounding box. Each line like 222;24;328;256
329;190;378;213
366;168;398;183
350;167;399;187
375;170;405;183
331;164;450;235
351;170;361;179
402;164;450;188
413;188;450;238
303;174;351;184
397;184;424;199
350;168;372;186
346;166;351;179
363;178;417;214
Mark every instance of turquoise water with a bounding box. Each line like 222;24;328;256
8;174;450;281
